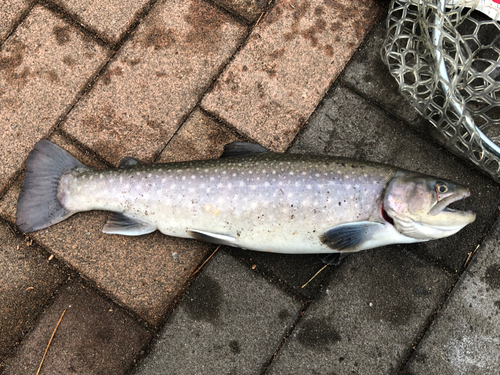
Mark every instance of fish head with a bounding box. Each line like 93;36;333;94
383;172;476;241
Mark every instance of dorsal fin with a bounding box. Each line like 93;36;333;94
221;142;270;158
118;156;141;168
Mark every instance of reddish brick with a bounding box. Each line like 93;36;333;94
0;132;215;326
0;0;32;42
52;0;150;42
0;221;66;364
158;109;243;163
202;0;382;152
0;5;108;193
3;280;152;374
62;0;247;166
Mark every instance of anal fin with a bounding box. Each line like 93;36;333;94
187;229;237;246
320;222;384;252
103;213;156;236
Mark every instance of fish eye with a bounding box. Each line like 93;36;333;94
436;182;448;194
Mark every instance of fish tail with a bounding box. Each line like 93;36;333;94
16;140;87;233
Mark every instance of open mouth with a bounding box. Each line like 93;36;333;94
430;189;472;216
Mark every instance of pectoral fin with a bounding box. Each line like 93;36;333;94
187;229;237;246
320;222;384;252
103;213;156;235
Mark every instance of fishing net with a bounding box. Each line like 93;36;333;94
381;0;500;182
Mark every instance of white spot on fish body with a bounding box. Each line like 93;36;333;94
162;178;166;183
239;181;245;187
233;173;237;177
191;175;196;179
306;184;312;190
182;176;186;181
227;183;232;189
264;182;270;187
210;177;215;182
148;173;152;178
99;174;103;179
170;184;177;190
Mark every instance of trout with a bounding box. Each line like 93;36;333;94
16;140;475;263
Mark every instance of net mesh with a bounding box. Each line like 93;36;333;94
381;0;500;181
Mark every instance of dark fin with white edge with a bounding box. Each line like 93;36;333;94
118;156;141;168
317;253;350;266
187;229;237;247
16;140;87;233
320;222;383;252
221;142;270;158
103;213;156;236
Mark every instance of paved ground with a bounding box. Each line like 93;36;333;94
1;0;500;374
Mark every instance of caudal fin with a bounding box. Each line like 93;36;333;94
16;140;87;233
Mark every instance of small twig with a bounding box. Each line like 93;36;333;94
191;246;220;277
302;264;328;289
36;309;66;375
463;244;480;269
253;12;265;28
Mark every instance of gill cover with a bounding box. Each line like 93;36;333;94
383;172;475;241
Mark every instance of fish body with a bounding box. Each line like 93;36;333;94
16;140;476;260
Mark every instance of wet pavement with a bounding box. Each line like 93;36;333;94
1;0;500;374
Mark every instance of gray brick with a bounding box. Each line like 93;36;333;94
133;250;302;375
406;219;500;375
267;248;452;375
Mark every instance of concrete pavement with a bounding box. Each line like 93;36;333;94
1;0;500;374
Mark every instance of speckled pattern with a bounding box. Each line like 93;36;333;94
60;153;395;253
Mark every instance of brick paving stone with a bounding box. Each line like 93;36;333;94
3;280;152;375
133;250;302;375
0;221;66;365
405;219;500;375
0;5;107;193
62;0;247;166
157;108;243;163
202;0;382;152
213;0;268;23
228;248;337;300
52;0;150;43
291;85;500;272
342;21;423;125
0;0;32;43
0;132;214;326
266;248;452;375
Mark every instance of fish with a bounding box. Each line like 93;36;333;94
16;140;475;264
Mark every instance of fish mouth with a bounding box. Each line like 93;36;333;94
429;189;474;218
